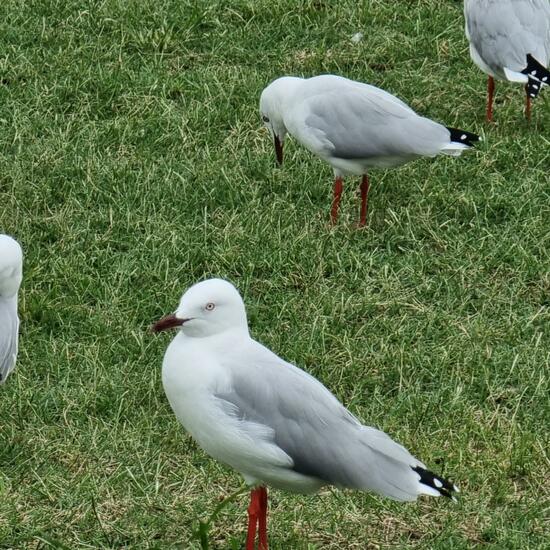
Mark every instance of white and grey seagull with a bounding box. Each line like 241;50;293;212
0;234;23;386
153;278;459;550
259;75;479;226
464;0;550;121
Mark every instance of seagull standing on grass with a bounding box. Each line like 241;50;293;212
464;0;550;121
0;235;23;385
153;278;459;550
259;75;479;227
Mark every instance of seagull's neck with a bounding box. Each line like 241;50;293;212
180;326;250;347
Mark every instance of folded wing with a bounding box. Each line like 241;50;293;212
290;88;452;164
216;342;432;501
465;0;550;77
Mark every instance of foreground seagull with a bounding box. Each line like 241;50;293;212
259;75;479;226
464;0;550;121
0;235;23;385
153;278;459;549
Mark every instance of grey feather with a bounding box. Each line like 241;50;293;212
286;76;452;166
216;340;424;501
0;298;19;385
306;94;449;160
465;0;550;77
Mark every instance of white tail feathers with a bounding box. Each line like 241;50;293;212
441;143;470;156
503;67;529;83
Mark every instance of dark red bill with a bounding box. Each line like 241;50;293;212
274;135;283;165
152;314;187;333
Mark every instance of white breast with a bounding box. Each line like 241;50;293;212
161;333;292;478
162;333;231;440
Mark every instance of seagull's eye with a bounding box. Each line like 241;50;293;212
262;115;270;123
205;302;216;311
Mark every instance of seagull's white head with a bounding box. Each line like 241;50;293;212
0;235;23;299
259;76;303;166
152;278;248;338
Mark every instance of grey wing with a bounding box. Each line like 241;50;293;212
293;89;450;162
465;0;550;73
216;342;425;501
0;301;19;385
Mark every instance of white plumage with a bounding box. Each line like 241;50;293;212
464;0;550;120
0;234;23;385
259;75;479;226
153;279;459;548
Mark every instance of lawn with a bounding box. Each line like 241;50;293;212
0;0;549;548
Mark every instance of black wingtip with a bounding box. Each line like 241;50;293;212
412;465;459;501
522;54;550;99
526;79;541;99
522;54;550;84
446;127;480;148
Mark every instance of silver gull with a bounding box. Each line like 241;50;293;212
0;234;23;385
153;278;459;549
259;74;479;226
464;0;550;120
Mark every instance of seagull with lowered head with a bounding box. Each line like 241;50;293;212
259;74;479;226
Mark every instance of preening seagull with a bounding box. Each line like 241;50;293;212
0;235;23;385
153;278;459;550
259;75;479;226
464;0;550;121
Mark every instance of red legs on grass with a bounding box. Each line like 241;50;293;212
486;76;495;122
246;487;269;550
331;174;371;227
359;173;370;227
487;76;533;122
258;487;268;549
246;488;260;550
330;177;344;225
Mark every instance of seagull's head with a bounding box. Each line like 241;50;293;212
152;278;248;338
260;77;302;166
0;235;23;299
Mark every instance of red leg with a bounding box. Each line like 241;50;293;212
330;177;343;225
525;86;531;120
486;76;495;122
359;174;370;227
246;488;261;550
258;487;268;549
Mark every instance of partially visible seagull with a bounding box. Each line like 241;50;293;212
153;278;459;550
464;0;550;121
259;75;479;226
0;235;23;385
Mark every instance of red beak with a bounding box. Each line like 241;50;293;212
274;135;283;165
151;314;187;333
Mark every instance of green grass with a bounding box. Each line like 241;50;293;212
1;0;549;548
